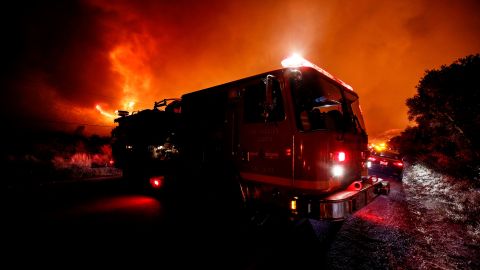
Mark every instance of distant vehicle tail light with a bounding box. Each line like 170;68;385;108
149;176;164;189
368;157;376;161
393;161;404;167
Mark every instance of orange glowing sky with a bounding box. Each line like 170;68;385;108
2;0;479;138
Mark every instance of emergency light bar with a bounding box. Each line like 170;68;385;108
281;53;354;91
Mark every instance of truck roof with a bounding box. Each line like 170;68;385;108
182;66;358;99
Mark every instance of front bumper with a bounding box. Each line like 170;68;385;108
293;177;389;220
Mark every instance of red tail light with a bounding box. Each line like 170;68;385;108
331;151;347;162
393;161;403;167
149;176;164;189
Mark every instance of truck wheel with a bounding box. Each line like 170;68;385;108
122;167;146;192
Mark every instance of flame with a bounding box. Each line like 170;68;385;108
95;104;115;119
95;33;156;120
94;33;157;120
109;39;154;109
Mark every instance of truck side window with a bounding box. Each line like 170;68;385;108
268;77;285;122
243;78;285;123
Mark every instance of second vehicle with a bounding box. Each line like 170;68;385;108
367;149;404;180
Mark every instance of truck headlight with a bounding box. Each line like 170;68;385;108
331;165;344;177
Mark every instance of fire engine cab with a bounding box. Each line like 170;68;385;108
112;54;389;220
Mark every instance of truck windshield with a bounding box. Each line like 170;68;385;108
343;90;366;135
290;69;347;132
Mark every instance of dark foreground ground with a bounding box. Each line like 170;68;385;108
2;177;329;268
2;165;479;269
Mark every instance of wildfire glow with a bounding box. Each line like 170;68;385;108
126;101;135;110
110;45;151;94
370;142;387;152
95;104;115;119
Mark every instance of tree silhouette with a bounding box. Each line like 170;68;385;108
392;54;480;180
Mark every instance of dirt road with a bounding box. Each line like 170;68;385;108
328;166;479;270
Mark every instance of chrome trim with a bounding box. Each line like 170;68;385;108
316;180;389;220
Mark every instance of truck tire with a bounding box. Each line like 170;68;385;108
122;166;147;192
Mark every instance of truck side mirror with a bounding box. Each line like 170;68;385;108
264;75;275;121
265;75;274;106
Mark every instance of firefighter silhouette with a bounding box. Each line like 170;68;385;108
325;109;343;131
309;108;325;130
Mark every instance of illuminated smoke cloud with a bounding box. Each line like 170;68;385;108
2;0;479;136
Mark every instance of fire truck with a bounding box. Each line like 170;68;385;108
111;99;182;190
112;55;389;220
